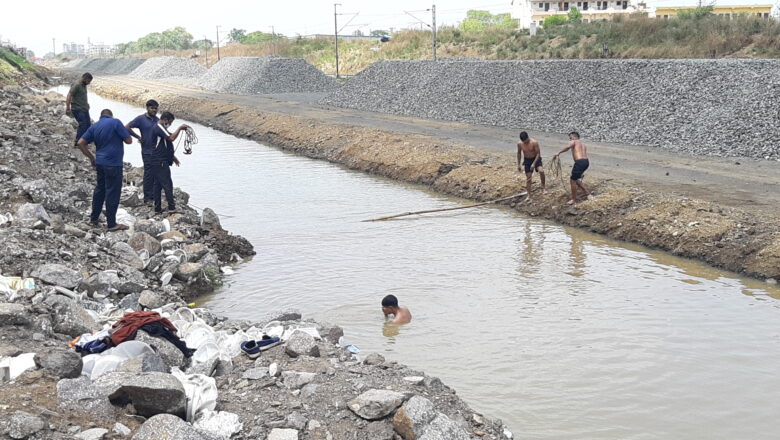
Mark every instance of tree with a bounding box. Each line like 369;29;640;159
228;28;247;43
193;39;214;50
370;29;389;36
242;31;278;45
568;7;582;22
543;15;568;27
460;10;519;32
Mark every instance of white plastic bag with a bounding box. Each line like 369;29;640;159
171;368;218;422
0;353;37;380
81;341;155;379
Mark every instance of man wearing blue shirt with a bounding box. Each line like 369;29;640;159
126;99;160;205
150;111;189;214
77;109;133;231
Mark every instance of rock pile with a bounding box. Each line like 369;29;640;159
129;56;207;80
64;58;147;75
321;59;780;160
196;56;338;94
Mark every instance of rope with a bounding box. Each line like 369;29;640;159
175;127;199;155
186;202;238;219
548;155;568;190
362;191;527;222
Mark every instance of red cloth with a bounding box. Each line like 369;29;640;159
109;311;178;346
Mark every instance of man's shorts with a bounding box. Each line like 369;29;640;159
571;159;589;180
523;157;543;173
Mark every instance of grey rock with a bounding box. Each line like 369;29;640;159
347;389;407;420
197;56;337;94
31;263;82;288
138;290;165;309
104;230;130;246
127;231;162;255
282;371;316;389
116;352;168;374
131;413;210;440
174;262;204;281
322;325;344;344
113;422;131;436
130;56;207;80
418;414;471;440
0;303;30;326
286;411;307;430
134;219;165;236
267;428;299;440
200;208;222;230
79;270;120;297
134;330;186;369
366;421;396;440
15;203;50;228
111;242;145;270
5;411;45;440
271;311;302;322
57;376;115;419
182;243;209;262
44;296;97;337
95;371;186;418
299;383;321;400
242;367;268;380
0;344;22;357
392;396;437;440
34;350;83;378
75;428;109;440
364;353;385;366
64;224;87;237
285;331;320;358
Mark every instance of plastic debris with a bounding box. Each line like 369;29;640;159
193;410;243;439
172;368;218;422
0;352;37;380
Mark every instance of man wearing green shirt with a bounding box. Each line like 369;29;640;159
65;72;93;147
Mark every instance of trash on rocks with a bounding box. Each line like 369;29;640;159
0;352;37;380
81;340;155;379
193;409;243;439
0;276;35;300
171;368;218;422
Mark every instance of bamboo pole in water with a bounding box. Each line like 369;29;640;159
362;192;528;222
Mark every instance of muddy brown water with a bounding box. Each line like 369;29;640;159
82;89;780;439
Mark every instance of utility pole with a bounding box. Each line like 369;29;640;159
431;4;437;61
334;3;341;78
216;25;221;61
52;38;55;56
271;26;276;55
204;35;209;67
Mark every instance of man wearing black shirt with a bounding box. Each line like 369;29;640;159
149;112;189;214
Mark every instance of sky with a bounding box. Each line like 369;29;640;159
3;0;777;56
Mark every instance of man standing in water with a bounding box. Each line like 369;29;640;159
517;131;546;200
381;295;412;324
65;72;93;147
554;131;590;205
126;100;160;206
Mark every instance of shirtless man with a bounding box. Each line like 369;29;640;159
516;131;546;200
554;131;590;205
381;295;412;324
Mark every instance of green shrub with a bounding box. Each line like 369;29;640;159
544;15;569;27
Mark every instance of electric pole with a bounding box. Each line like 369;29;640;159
216;25;221;61
431;4;437;61
204;35;209;67
52;38;55;56
334;3;341;78
271;26;276;55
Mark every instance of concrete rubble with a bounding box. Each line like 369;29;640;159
0;77;513;439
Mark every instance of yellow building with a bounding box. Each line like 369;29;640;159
652;4;773;20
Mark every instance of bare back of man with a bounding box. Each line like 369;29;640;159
516;132;546;200
555;132;590;205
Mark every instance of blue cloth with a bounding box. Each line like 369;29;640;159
91;165;123;228
128;114;160;154
72;110;91;145
151;124;175;165
80;116;131;167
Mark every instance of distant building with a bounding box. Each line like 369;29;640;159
303;34;383;42
87;42;115;57
511;0;649;28
62;42;86;56
651;4;773;19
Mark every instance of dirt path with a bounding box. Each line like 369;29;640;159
102;76;780;217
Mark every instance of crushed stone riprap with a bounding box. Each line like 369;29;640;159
100;58;146;75
129;56;207;80
196;56;338;94
321;59;780;160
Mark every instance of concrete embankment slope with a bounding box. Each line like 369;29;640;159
321;59;780;161
92;78;780;281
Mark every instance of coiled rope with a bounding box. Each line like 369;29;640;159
175;126;198;155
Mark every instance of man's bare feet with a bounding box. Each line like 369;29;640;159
541;188;547;195
566;199;576;205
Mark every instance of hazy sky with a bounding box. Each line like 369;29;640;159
3;0;773;56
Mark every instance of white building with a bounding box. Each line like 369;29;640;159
87;42;115;57
511;0;649;28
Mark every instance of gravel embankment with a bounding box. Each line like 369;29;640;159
65;58;147;76
321;59;780;160
196;56;338;94
129;56;207;80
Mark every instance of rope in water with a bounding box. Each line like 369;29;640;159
186;202;237;219
362;191;528;222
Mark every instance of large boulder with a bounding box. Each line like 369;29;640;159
200;208;222;230
348;389;408;421
31;263;82;289
174;262;204;281
285;331;320;358
0;303;31;327
111;242;145;270
133;330;186;369
134;219;165;237
34;350;82;379
14;203;50;228
116;352;167;374
417;414;471;440
44;296;97;337
282;371;316;390
57;376;115;419
392;396;438;440
4;411;46;440
182;243;208;261
131;414;210;440
95;372;186;418
127;232;161;256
